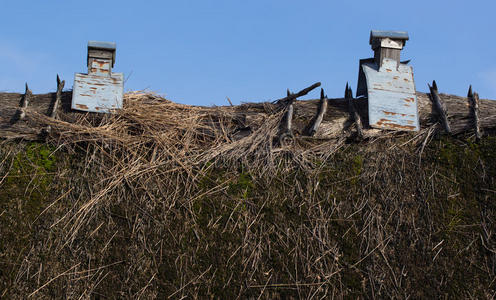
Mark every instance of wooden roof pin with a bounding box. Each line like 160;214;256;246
272;82;321;105
51;74;65;119
428;80;451;134
307;88;328;136
346;83;363;139
284;89;294;131
278;89;295;146
44;75;65;133
468;85;481;140
18;83;32;121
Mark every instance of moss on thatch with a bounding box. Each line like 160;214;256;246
1;93;495;298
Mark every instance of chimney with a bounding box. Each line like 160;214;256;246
356;30;419;132
72;40;124;113
87;41;116;77
369;30;409;68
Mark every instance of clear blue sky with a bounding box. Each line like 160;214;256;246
1;0;494;105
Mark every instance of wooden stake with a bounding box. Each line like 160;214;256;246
468;85;481;140
284;90;294;132
346;83;363;139
285;102;294;132
18;83;32;120
278;90;295;146
307;88;328;136
273;82;321;104
50;75;65;119
428;80;451;134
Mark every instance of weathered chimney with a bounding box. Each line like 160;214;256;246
87;41;116;77
72;41;124;113
370;30;409;68
356;30;419;132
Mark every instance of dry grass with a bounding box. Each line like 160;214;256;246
0;92;495;298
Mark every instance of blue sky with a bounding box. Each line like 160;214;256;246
1;0;494;105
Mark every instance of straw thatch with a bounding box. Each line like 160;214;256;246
1;90;496;298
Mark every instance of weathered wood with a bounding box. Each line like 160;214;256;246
346;83;363;139
1;88;496;141
375;47;401;67
285;103;294;132
285;89;294;131
307;88;328;136
428;80;451;134
273;82;321;104
468;86;481;140
18;83;32;120
51;75;65;119
278;90;295;145
0;91;73;140
418;92;496;134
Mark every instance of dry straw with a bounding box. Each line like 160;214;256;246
4;92;493;298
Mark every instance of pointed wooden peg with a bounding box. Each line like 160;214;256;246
348;86;354;99
18;83;32;120
468;88;481;140
279;102;295;145
467;85;473;98
432;80;438;92
51;74;65;119
23;83;32;104
307;88;328;136
344;82;349;98
428;81;451;134
56;74;65;89
346;84;363;139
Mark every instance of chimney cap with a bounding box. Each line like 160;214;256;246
88;41;116;51
87;41;116;67
369;30;409;45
